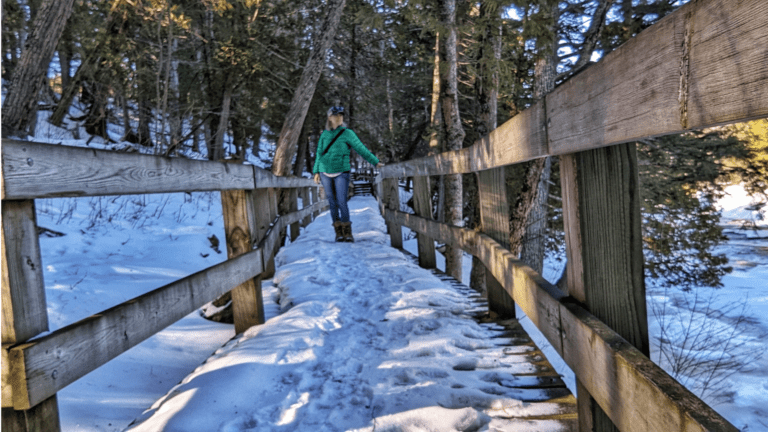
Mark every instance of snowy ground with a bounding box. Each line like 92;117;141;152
124;198;574;431
33;187;768;431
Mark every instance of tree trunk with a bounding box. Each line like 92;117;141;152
517;0;559;274
439;0;465;281
272;0;347;177
2;0;76;137
210;80;234;161
57;23;73;95
470;10;502;293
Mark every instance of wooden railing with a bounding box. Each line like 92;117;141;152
375;0;766;431
1;140;326;429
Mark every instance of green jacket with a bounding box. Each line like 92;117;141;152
313;127;379;174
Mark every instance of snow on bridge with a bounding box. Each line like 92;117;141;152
126;196;575;431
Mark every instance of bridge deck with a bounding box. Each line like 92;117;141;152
127;196;576;431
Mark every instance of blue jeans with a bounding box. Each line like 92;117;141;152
320;172;351;223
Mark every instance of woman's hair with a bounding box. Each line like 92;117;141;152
326;114;344;131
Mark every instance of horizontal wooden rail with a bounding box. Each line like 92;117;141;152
378;0;767;179
382;208;737;432
3;198;328;411
5;248;263;410
1;140;317;199
257;199;328;271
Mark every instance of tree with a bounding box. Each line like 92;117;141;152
438;0;466;281
2;0;76;137
272;0;347;177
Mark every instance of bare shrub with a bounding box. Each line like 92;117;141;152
652;287;762;403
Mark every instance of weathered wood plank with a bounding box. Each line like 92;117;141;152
289;188;300;242
559;303;738;432
1;199;61;426
382;207;737;431
7;248;263;410
477;168;516;318
257;200;327;274
686;0;768;128
380;102;548;179
1;140;255;199
253;168;316;189
382;178;403;248
2;201;49;345
1;395;60;432
374;0;768;180
412;176;436;269
2;346;12;406
221;189;265;334
547;0;768;153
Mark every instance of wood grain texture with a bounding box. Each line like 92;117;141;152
477;168;516;318
2;201;49;346
381;207;736;431
253;167;317;189
289;188;300;241
221;189;264;334
573;144;649;356
1;140;255;199
382;179;402;248
2;347;12;407
560;303;738;432
7;249;263;410
1;395;60;432
559;154;584;303
412;176;436;269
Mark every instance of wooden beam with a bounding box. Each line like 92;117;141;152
412;176;436;269
289;188;300;242
253;168;316;189
2;396;60;432
560;144;649;431
547;0;768;153
382;178;402;248
559;303;738;432
381;207;737;432
7;248;263;410
221;189;265;334
1;199;60;429
1;140;255;199
2;201;48;344
380;102;548;178
477;168;515;318
376;0;768;180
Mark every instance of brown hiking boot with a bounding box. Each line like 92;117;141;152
341;222;354;242
333;222;344;242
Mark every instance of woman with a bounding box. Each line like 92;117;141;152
313;106;383;242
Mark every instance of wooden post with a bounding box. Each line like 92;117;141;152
252;188;273;274
289;188;300;242
412;176;436;269
221;189;265;334
560;145;649;432
382;178;402;248
262;188;278;278
301;187;312;227
477;168;515;318
309;187;318;219
2;200;61;431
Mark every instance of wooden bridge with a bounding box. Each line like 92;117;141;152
2;0;766;430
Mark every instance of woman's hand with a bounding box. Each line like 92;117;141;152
376;162;385;169
313;173;321;184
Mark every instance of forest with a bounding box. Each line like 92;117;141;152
3;0;768;430
3;0;766;290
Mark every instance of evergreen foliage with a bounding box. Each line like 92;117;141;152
2;0;762;289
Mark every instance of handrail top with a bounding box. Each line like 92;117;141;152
1;139;317;200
